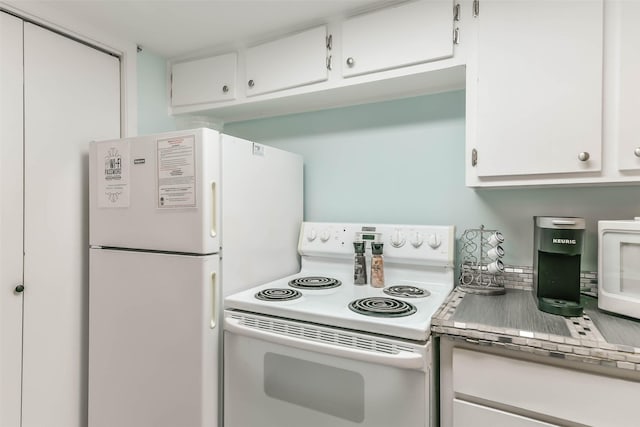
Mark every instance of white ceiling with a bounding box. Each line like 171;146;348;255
28;0;389;58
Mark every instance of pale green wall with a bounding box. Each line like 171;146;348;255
137;49;176;135
137;50;640;270
224;92;640;271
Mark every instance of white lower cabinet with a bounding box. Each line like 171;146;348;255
440;341;640;427
453;400;558;427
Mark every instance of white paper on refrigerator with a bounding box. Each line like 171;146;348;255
156;135;197;208
97;140;130;208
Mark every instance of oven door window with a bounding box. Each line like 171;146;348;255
224;330;427;427
264;353;364;422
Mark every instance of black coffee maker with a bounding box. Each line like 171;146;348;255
533;216;585;316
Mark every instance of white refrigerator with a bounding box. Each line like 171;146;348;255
88;128;303;427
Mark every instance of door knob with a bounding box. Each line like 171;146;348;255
14;284;24;293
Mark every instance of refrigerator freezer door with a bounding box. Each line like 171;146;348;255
90;128;220;254
88;249;220;427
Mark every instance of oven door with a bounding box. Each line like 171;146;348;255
223;311;432;427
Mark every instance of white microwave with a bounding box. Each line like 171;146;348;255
598;218;640;320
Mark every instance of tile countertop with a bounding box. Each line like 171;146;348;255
431;287;640;372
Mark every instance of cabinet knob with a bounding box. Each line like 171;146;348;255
222;85;229;93
247;79;255;88
14;284;24;293
346;57;355;67
578;152;590;162
634;147;640;158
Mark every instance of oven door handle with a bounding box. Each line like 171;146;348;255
225;317;426;370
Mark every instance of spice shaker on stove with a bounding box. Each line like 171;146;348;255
371;242;385;288
353;241;367;285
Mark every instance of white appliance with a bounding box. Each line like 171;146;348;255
88;128;302;427
598;218;640;320
224;222;455;427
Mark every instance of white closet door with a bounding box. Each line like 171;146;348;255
22;22;120;427
0;12;25;427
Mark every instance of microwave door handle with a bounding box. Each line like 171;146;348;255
224;316;425;370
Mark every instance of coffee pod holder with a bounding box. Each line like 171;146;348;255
458;225;506;295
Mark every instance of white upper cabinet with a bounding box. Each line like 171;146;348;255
171;52;237;107
607;0;640;172
245;25;328;97
169;1;463;121
341;0;454;78
468;0;603;181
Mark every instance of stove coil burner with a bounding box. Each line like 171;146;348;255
288;276;342;290
383;285;431;298
255;288;302;302
348;297;417;318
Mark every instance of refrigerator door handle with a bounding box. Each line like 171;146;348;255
211;272;218;329
211;181;217;238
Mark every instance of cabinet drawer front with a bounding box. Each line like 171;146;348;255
171;52;237;107
245;25;328;97
453;400;558;427
342;0;453;78
452;348;640;426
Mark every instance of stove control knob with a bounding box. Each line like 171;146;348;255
320;230;331;242
390;229;406;248
306;229;317;242
410;232;424;248
427;233;441;249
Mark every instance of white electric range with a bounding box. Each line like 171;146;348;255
223;222;455;427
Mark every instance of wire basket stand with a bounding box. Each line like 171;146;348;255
458;225;506;295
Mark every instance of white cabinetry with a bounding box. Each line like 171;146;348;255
453;400;558;427
440;341;640;427
171;52;237;107
245;25;328;97
169;0;465;122
466;0;603;184
0;12;25;427
607;0;640;172
0;12;120;427
341;0;454;77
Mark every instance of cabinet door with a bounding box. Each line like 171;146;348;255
609;1;640;171
0;12;24;427
171;52;237;107
245;25;328;97
341;0;454;78
22;22;120;427
473;0;603;177
453;400;558;427
452;347;640;427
